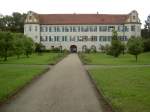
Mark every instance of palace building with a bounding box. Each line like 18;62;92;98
24;10;141;52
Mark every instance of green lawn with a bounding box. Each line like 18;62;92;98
0;52;67;102
0;64;47;102
0;53;66;65
80;52;150;65
89;67;150;112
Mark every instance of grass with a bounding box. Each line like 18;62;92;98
0;53;66;65
80;52;150;65
0;52;67;102
89;67;150;112
0;64;48;102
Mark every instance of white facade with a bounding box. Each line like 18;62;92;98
24;10;141;52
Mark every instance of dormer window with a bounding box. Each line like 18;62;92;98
29;16;32;20
133;16;136;19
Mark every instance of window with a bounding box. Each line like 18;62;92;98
35;26;38;31
108;26;115;32
70;36;76;41
93;26;97;32
40;36;43;41
62;36;65;41
54;27;57;32
62;26;65;32
70;26;73;32
118;26;122;32
78;26;80;32
54;36;57;41
78;36;83;41
124;36;128;41
85;26;89;32
99;26;107;32
40;26;44;32
133;16;136;19
29;16;32;20
57;36;59;41
107;36;111;41
102;36;106;41
131;26;135;31
82;36;88;41
65;26;69;32
56;26;60;32
81;26;84;32
90;26;93;32
49;36;52;41
65;36;67;41
124;26;128;32
99;36;102;41
49;27;52;32
45;27;48;32
45;36;48;41
73;26;76;32
91;36;97;41
29;26;32;32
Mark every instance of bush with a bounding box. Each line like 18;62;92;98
50;47;61;53
35;43;46;54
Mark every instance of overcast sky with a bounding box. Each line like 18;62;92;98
0;0;150;28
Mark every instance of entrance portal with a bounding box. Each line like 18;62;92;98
70;45;77;53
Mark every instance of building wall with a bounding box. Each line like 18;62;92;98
24;24;141;52
24;10;141;52
24;24;40;43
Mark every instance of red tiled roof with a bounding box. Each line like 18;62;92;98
38;14;129;25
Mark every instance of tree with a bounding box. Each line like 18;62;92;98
121;42;126;55
108;30;123;57
141;14;150;51
35;43;45;55
0;12;26;32
143;39;150;52
13;33;24;59
145;14;150;31
23;37;34;58
12;12;26;32
127;36;143;62
0;32;13;61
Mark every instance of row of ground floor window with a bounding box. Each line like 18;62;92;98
40;35;128;42
50;44;101;52
49;44;115;52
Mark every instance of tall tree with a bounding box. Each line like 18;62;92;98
141;14;150;51
13;33;24;59
127;36;143;62
0;12;26;32
0;32;13;61
12;12;26;32
145;14;150;31
23;37;34;58
108;30;123;57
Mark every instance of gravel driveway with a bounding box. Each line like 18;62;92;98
0;54;104;112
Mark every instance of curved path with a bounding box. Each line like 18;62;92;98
0;54;104;112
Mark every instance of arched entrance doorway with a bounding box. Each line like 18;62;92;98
70;45;77;53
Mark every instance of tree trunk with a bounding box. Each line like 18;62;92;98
17;55;20;59
135;55;138;62
26;52;29;58
4;48;7;61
